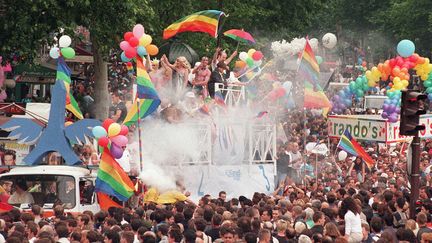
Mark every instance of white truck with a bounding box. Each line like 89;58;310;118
0;165;100;216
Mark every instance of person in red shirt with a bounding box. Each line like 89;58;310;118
0;180;12;203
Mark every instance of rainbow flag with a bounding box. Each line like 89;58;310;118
95;149;135;201
338;129;375;168
214;91;226;107
123;57;160;126
57;57;83;119
298;40;331;114
256;111;268;118
163;10;224;39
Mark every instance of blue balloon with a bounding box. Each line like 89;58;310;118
92;126;107;139
137;46;147;57
121;52;131;62
397;39;415;58
428;93;432;100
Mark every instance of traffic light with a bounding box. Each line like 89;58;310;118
400;90;427;136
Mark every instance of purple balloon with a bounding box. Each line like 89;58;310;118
388;114;398;123
395;107;401;114
387;105;395;113
381;112;389;119
382;104;389;111
334;95;340;102
110;143;124;159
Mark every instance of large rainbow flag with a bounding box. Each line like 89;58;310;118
338;129;375;168
163;10;225;39
298;40;331;114
95;149;135;201
57;57;83;119
123;57;160;126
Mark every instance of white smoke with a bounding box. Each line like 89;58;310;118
271;37;319;57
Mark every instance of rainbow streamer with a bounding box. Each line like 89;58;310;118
123;57;160;126
56;57;83;119
95;149;135;201
299;40;331;115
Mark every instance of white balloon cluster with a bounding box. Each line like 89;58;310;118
49;35;75;60
271;37;319;57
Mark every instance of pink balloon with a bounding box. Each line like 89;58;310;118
111;135;128;147
252;51;263;61
119;125;129;136
120;41;131;51
133;24;145;38
125;48;137;59
128;37;139;47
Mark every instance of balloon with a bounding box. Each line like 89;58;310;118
128;37;139;47
428;93;432;100
121;52;131;62
254;60;263;67
381;112;389;119
247;49;256;57
315;56;323;65
235;60;246;69
349;81;356;92
49;47;60;59
108;123;121;137
92;126;107;138
111;135;128;147
110;143;124;159
119;125;129;136
146;44;159;56
246;57;254;67
252;51;263;61
124;32;134;41
133;24;145;38
239;52;248;61
120;41;131;51
137;46;147;57
388;114;398;123
397;39;415;58
125;47;137;59
98;136;109;147
61;47;75;59
59;35;72;48
322;33;337;49
139;34;152;47
102;119;114;131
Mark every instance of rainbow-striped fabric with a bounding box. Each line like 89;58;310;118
163;10;224;39
57;58;83;119
299;40;331;114
123;57;160;126
338;129;375;168
95;149;135;201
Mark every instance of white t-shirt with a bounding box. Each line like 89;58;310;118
8;191;34;204
344;210;362;235
117;149;131;173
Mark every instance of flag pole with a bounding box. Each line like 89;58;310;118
137;98;143;172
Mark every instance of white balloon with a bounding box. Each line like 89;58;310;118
49;47;60;59
309;38;319;51
239;52;248;61
322;33;337;49
338;150;348;161
59;35;72;48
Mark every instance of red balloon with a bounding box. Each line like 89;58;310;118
389;58;396;68
125;47;137;59
388;83;393;87
128;37;139;47
102;118;114;131
252;51;263;61
119;125;129;136
98;136;109;147
362;61;367;67
124;32;134;41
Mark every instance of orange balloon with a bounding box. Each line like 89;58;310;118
392;67;400;76
418;57;425;64
401;67;408;74
146;44;159;56
377;63;383;72
235;60;246;69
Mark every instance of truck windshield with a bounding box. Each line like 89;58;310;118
1;175;76;209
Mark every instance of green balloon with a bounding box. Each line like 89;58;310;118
246;57;254;67
387;91;395;98
424;80;432;88
427;87;432;94
315;56;323;65
61;47;75;59
356;89;364;97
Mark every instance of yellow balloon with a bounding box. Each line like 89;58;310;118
421;74;428;81
247;49;256;57
371;67;378;73
108;123;121;137
393;77;401;84
368;80;375;87
139;34;152;47
393;83;403;90
402;79;409;87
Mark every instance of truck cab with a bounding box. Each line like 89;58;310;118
0;165;100;216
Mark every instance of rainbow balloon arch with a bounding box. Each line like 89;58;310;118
331;39;432;123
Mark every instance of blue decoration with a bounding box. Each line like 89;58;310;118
121;52;131;62
0;58;101;165
137;46;147;57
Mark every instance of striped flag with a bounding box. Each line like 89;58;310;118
214;91;226;107
123;57;160;126
298;39;331;115
57;57;83;119
163;10;225;39
338;129;375;168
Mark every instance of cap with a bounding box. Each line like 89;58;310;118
390;152;397;157
381;173;388;179
217;61;228;69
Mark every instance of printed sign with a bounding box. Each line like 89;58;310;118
328;115;386;142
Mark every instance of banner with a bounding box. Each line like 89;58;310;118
167;164;275;202
329;114;432;143
0;140;30;165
